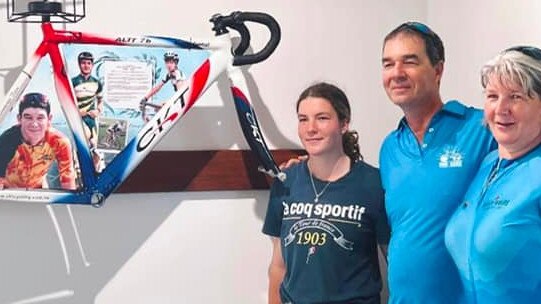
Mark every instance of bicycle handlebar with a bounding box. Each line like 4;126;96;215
210;11;281;66
228;22;251;56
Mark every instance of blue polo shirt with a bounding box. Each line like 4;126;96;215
263;160;389;304
379;100;495;304
445;144;541;304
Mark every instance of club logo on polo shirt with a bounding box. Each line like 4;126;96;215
439;146;464;168
482;195;511;209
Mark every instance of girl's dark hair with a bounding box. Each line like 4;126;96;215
296;82;362;161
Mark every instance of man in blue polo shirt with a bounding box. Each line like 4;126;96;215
379;22;496;303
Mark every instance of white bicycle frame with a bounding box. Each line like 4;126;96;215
0;11;283;205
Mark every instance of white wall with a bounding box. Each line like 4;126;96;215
430;0;541;109
3;1;541;303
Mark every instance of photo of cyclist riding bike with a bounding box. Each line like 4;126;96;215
97;117;128;151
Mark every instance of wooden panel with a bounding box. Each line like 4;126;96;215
117;150;304;193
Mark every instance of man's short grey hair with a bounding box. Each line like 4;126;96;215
481;49;541;99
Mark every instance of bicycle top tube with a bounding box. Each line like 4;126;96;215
39;23;212;50
35;10;281;58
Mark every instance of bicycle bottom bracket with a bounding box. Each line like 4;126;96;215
91;192;105;207
28;1;63;14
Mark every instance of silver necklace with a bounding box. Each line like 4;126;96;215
309;169;332;203
481;157;503;196
487;158;503;185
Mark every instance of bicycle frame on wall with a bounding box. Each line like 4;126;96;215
0;1;285;205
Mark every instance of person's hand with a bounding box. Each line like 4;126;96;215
87;109;100;118
279;155;308;170
139;98;147;112
0;177;6;190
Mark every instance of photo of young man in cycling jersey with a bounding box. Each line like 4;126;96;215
0;93;76;190
140;51;186;109
71;51;104;171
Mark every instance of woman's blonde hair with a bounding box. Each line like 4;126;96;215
481;46;541;98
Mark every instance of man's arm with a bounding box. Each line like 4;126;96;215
87;96;103;119
53;134;77;190
279;155;308;170
142;82;165;102
268;237;286;304
96;95;104;114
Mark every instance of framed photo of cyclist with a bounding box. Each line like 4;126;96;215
97;117;129;152
0;87;81;191
62;44;210;171
0;7;283;204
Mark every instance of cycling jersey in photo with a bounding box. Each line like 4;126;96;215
72;74;103;131
0;125;75;188
162;69;185;91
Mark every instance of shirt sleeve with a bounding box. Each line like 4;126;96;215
262;178;287;237
376;196;390;245
0;126;22;178
97;79;104;98
374;172;390;245
51;132;76;188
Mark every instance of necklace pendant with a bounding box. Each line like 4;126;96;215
309;168;331;204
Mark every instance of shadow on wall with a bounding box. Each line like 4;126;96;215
0;191;274;304
0;197;182;303
159;39;301;151
238;65;300;149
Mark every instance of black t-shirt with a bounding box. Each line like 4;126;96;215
0;126;22;178
263;160;389;304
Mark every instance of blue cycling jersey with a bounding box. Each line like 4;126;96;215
445;144;541;304
380;101;495;304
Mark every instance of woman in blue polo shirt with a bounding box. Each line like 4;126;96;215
445;46;541;303
263;82;389;304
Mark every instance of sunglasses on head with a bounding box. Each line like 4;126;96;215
399;21;443;62
505;46;541;61
403;21;434;36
